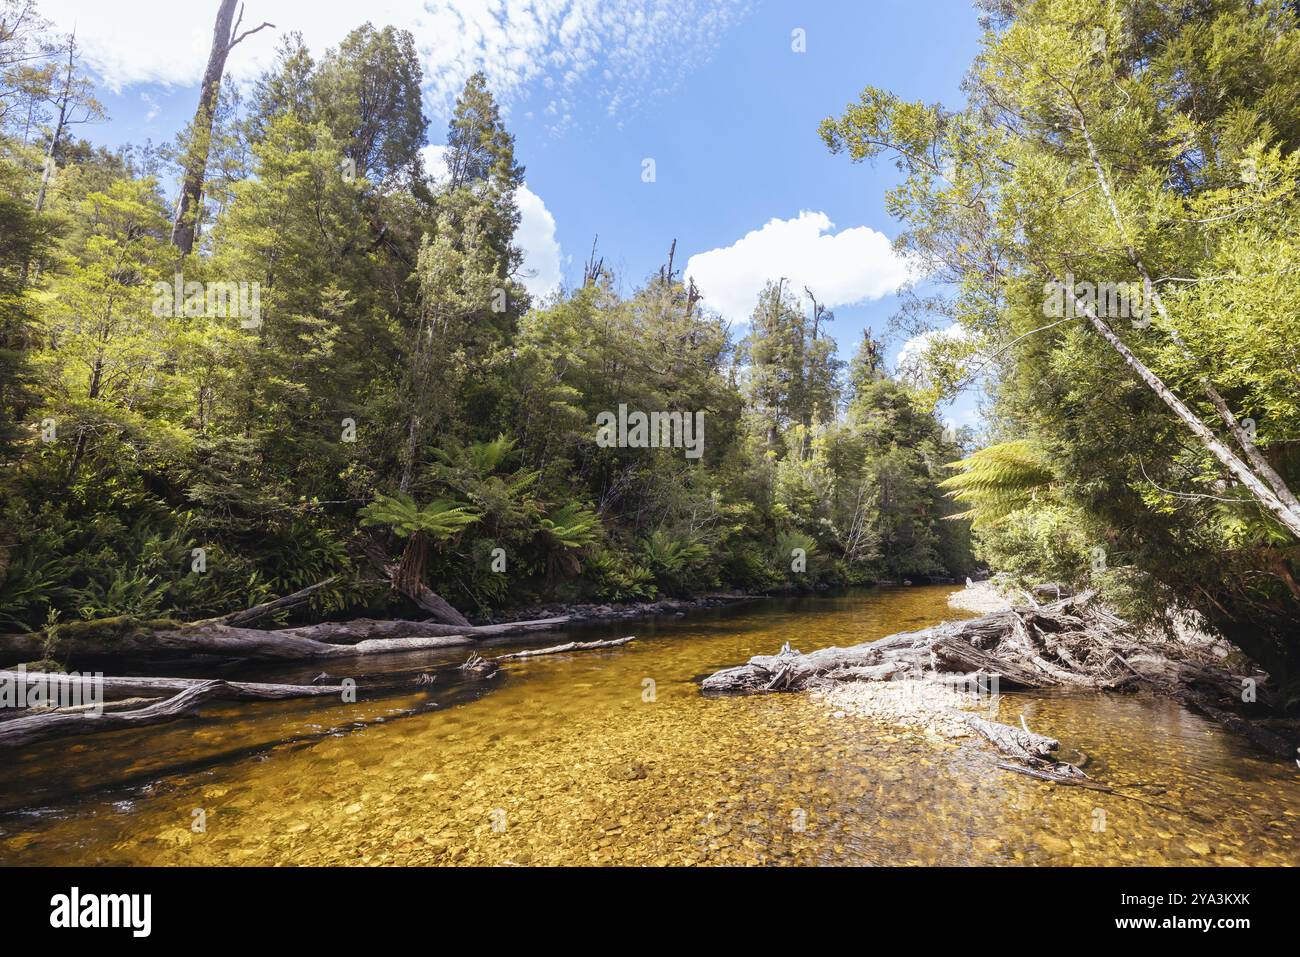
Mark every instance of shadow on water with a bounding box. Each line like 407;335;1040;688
0;669;506;817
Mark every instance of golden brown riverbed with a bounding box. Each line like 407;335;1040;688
2;586;1298;865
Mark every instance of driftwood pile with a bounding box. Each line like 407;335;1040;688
702;592;1296;769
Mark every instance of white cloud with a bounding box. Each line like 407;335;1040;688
514;184;562;300
419;145;561;301
41;0;751;128
684;211;916;322
420;145;451;189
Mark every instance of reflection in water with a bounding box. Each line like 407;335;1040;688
1;586;1297;865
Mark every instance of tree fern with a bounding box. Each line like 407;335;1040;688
538;503;601;576
360;493;480;594
641;528;708;574
359;493;481;539
939;441;1056;524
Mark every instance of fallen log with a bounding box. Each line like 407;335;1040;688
0;680;228;749
0;614;571;663
495;636;635;660
283;615;570;645
345;633;478;656
36;696;163;716
0;670;351;704
0;619;341;662
0;637;637;746
700;631;932;695
965;714;1059;762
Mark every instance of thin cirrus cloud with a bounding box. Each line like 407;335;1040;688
685;211;918;323
420;145;562;301
39;0;752;130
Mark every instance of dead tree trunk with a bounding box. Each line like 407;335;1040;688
495;636;634;660
0;636;641;748
33;34;75;214
0;670;349;705
1062;277;1300;538
201;576;339;627
170;1;273;254
965;714;1059;763
0;680;228;748
0;614;569;662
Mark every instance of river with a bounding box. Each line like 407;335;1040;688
2;585;1297;865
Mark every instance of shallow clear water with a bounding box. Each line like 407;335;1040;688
2;586;1297;865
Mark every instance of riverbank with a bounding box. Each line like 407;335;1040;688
946;581;1012;615
477;592;757;628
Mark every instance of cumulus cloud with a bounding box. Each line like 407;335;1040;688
513;184;562;299
420;145;561;300
684;211;917;323
41;0;751;128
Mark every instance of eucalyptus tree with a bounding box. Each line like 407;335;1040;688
170;0;273;254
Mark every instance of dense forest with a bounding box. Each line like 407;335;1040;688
3;0;1300;705
0;1;975;648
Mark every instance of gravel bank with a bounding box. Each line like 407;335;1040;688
946;581;1012;614
813;678;997;739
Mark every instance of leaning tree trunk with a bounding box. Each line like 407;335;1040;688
170;1;272;254
1050;268;1300;540
361;539;473;628
1073;110;1300;525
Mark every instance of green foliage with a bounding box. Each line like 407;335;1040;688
822;0;1300;683
640;528;710;595
537;502;601;578
587;546;658;602
0;2;976;646
940;441;1056;523
538;502;600;550
359;493;480;541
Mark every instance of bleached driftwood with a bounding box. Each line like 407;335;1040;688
701;593;1297;763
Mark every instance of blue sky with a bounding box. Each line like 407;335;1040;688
46;0;985;429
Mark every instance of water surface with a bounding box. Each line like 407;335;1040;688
2;586;1297;865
